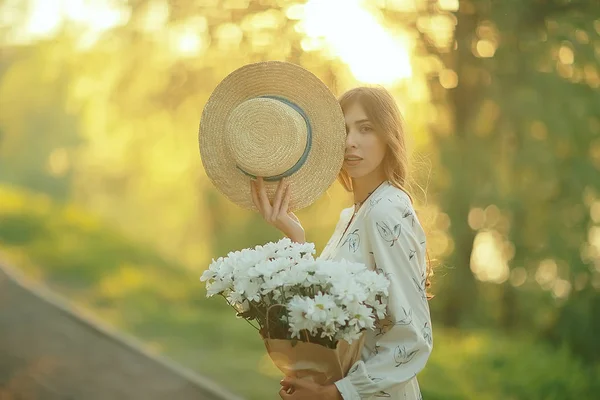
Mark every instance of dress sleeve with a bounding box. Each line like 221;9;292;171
334;198;433;399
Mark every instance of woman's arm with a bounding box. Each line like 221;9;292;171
334;199;433;399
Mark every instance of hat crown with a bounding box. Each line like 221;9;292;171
199;60;346;212
225;97;309;178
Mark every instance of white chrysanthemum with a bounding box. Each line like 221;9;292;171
200;266;216;283
346;302;375;330
200;237;391;343
205;256;232;280
339;328;363;344
288;295;318;338
278;262;310;287
233;278;262;302
249;257;293;280
262;238;316;261
316;260;345;280
306;292;337;323
205;278;230;297
340;259;368;275
303;262;327;287
329;304;350;325
320;305;349;339
275;243;316;261
261;272;286;295
371;299;388;319
359;270;390;296
330;278;368;304
227;290;244;305
232;248;265;272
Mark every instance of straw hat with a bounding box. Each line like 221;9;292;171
199;61;346;212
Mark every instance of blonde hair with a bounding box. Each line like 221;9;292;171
338;86;434;299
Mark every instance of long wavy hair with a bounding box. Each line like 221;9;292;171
338;86;434;299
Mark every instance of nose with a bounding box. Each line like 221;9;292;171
345;129;358;150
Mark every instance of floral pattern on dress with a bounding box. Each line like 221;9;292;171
341;229;360;252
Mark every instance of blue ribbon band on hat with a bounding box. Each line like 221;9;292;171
236;95;312;182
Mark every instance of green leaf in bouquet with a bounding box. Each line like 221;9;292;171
237;310;257;320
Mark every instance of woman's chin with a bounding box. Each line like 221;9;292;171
343;169;364;179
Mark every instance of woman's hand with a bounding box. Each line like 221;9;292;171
250;177;305;243
279;378;342;399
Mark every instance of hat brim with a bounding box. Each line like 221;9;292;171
199;61;346;212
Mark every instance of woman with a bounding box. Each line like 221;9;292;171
251;86;433;400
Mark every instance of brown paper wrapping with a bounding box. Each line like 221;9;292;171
263;333;366;385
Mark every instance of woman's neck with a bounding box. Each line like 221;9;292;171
351;171;387;205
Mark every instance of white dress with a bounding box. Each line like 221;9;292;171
319;181;433;400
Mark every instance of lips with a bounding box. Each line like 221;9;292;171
344;156;362;166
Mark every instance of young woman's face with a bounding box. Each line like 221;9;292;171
342;101;387;180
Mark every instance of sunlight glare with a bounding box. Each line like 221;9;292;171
552;279;571;299
19;0;63;39
6;0;130;45
535;259;558;290
173;29;202;56
169;17;208;57
591;200;600;223
63;0;126;32
301;0;412;85
470;231;510;284
438;0;460;12
138;0;170;33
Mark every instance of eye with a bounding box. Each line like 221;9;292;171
360;125;373;133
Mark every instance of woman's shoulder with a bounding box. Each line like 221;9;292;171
339;206;354;220
365;184;426;243
366;182;413;218
333;206;354;228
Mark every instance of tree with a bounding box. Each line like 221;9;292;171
380;0;600;360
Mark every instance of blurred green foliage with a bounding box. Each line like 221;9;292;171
420;328;600;400
1;184;599;399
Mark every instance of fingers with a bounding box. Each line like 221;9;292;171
279;381;295;399
280;184;291;216
250;180;262;214
280;385;293;392
252;178;294;225
281;377;302;388
256;177;272;216
271;180;287;222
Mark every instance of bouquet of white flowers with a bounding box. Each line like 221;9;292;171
200;238;390;384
